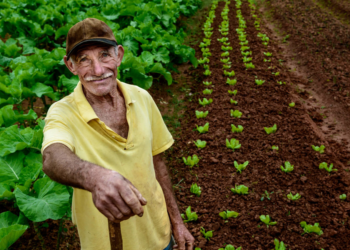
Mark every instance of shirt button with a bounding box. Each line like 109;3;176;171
98;121;102;124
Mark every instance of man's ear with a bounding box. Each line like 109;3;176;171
64;55;78;75
116;45;124;67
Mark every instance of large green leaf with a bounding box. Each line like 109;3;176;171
0;184;14;201
0;151;25;184
0;105;37;127
152;47;170;64
0;211;28;250
18;152;42;185
148;63;172;85
59;75;79;93
14;177;70;222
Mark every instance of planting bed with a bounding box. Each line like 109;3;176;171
168;0;350;249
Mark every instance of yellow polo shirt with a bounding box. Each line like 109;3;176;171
41;79;174;250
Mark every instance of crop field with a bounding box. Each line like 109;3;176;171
1;0;350;249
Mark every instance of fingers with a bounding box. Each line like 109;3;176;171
129;184;147;206
119;183;144;217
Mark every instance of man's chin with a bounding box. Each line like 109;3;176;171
82;79;117;97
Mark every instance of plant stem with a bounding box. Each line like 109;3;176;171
33;222;46;250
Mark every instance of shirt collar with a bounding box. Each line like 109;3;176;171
74;79;134;123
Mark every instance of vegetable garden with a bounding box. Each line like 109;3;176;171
1;0;350;249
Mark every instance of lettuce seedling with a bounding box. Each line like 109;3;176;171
240;46;250;51
219;245;242;250
272;145;279;150
195;248;201;250
219;210;239;220
264;58;271;62
224;70;235;77
231;110;242;118
231;185;249;195
203;81;212;86
274;239;288;250
203;89;213;95
262;42;268;46
181;206;198;223
194;139;207;149
220;58;230;63
200;227;213;241
203;64;209;70
261;190;273;201
242;57;252;63
204;69;211;76
231;124;243;133
226;139;241;151
340;194;347;200
281;161;294;173
228;90;237;95
255;79;265;85
198;57;210;64
260;215;277;228
230;99;238;105
277;81;286;85
218;37;229;42
223;42;231;46
264;52;272;57
199;98;213;107
223;64;231;69
190;183;201;197
272;72;280;76
240;40;249;46
287;192;301;201
203;52;211;57
196;123;209;134
221;51;230;57
222;46;233;51
245;63;255;69
319;162;337;173
204;31;213;38
300;221;323;236
183;155;199;167
234;161;249;173
195;110;209;118
264;124;277;134
289;102;295;107
312;145;325;154
241;51;252;56
227;78;237;86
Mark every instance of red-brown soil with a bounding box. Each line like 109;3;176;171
168;1;350;249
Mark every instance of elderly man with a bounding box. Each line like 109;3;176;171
42;18;194;250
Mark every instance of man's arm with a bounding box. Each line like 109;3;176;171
43;143;147;222
153;153;195;250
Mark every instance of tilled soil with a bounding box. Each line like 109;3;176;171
169;1;350;249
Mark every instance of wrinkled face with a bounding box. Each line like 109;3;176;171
64;44;124;96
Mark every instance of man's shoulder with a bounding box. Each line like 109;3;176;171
119;81;152;102
46;93;76;117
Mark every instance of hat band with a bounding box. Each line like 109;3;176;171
67;38;118;60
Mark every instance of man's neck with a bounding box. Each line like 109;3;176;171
83;84;123;109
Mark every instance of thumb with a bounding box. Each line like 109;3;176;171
129;184;147;206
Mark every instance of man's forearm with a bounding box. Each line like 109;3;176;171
42;143;107;191
153;154;183;227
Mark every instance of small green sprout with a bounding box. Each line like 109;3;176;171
231;185;249;195
319;162;337;173
195;110;209;118
263;58;271;62
190;183;201;197
223;64;231;69
281;161;294;173
241;51;251;56
277;81;286;85
300;221;323;235
261;190;273;201
198;57;210;64
202;51;211;57
231;110;242;118
242;57;252;63
196;123;209;134
312;145;325;154
272;72;280;76
199;98;213;107
221;45;233;51
226;78;237;85
221;51;230;57
264;52;272;57
287;192;301;201
230;99;238;105
234;161;249;173
224;70;235;77
228;90;237;95
260;215;277;228
219;210;239;220
181;206;198;223
231;124;243;133
289;102;295;107
245;62;255;69
240;46;250;51
204;31;213;38
183;155;199;167
264;124;277;134
221;32;228;36
203;64;209;70
272;145;279;150
203;81;212;86
240;40;248;46
220;58;230;63
274;239;288;250
218;37;229;43
282;34;290;43
255;79;265;85
204;69;211;76
203;89;213;95
200;227;213;241
219;245;242;250
194;139;207;149
226;139;241;151
340;194;347;200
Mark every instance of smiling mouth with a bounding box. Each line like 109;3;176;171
88;75;112;83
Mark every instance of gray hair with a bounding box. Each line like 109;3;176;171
69;45;118;65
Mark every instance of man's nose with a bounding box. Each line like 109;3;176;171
90;58;104;76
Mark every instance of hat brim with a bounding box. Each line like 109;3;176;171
67;38;118;60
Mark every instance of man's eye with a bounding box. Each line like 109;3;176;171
80;58;87;62
102;53;109;57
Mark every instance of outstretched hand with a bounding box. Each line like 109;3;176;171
172;223;195;250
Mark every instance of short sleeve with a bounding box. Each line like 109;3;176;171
41;104;75;154
148;95;174;156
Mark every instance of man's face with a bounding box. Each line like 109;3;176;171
64;44;124;96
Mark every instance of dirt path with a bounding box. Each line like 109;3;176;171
168;0;350;249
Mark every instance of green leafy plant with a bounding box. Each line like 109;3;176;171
221;51;230;57
220;58;230;63
264;52;272;57
319;162;337;173
221;46;233;51
224;70;235;77
241;51;251;56
198;57;210;64
219;244;242;250
277;81;286;85
226;78;237;86
260;215;277;228
282;34;290;43
228;90;237;95
218;37;229;43
231;124;243;133
219;210;239;220
181;206;198;223
272;72;280;76
261;190;273;201
203;89;213;95
242;57;252;63
289;102;295;107
234;161;249;173
231;185;249;195
223;64;231;69
287;192;301;201
203;69;211;76
199;98;213;107
200;227;213;241
274;239;288;250
281;161;294;173
255;79;265;86
226;139;241;151
340;194;347;200
190;183;201;197
300;221;323;235
203;81;212;86
245;62;255;69
196;123;209;134
231;110;242;118
183;155;199;167
230;99;238;105
312;145;325;154
194;140;207;149
272;145;279;150
264;124;277;134
264;58;271;62
195;110;209;118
